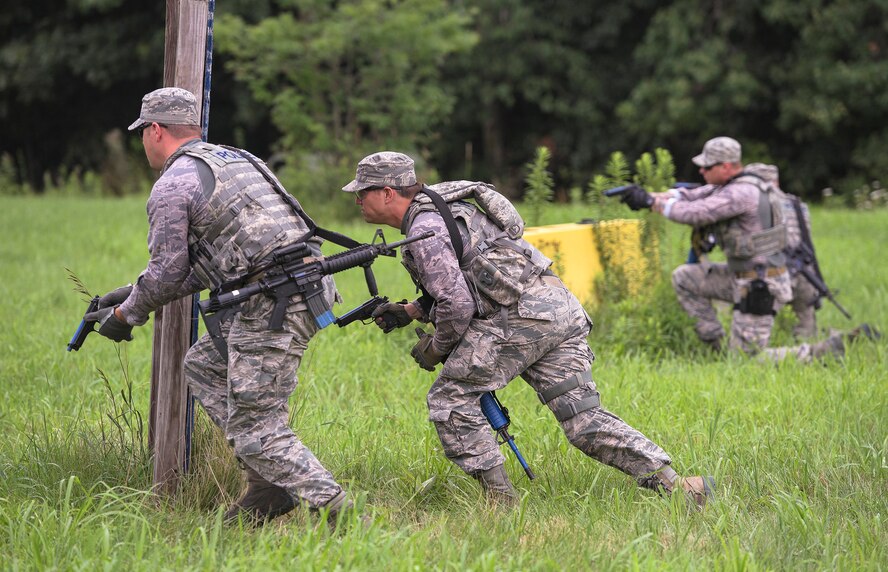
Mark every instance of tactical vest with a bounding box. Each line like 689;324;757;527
168;141;318;291
717;174;787;272
401;182;552;317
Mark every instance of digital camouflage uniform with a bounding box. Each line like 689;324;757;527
118;88;344;509
663;141;824;361
400;204;671;483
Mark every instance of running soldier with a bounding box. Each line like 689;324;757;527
85;88;361;526
342;151;714;506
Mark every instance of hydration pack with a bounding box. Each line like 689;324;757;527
402;181;551;315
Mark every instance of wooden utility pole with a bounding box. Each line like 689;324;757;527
149;0;209;494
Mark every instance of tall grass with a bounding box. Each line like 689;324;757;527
0;195;885;570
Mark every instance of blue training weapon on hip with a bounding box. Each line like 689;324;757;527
480;391;536;480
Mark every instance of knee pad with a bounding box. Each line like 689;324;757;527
537;369;601;422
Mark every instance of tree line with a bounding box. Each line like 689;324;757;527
1;0;885;201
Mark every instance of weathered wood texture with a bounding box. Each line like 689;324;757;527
149;0;208;494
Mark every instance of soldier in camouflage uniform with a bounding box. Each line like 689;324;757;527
341;151;714;506
621;137;874;361
744;163;820;339
85;88;359;526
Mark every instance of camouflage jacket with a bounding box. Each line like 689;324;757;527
663;176;785;272
118;140;329;326
401;212;478;357
118;140;209;325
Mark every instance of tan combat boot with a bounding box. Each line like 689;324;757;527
650;466;715;508
473;465;518;506
224;466;296;525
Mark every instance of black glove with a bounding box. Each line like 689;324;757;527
83;307;134;343
371;300;412;333
97;284;133;310
621;188;654;211
410;327;446;372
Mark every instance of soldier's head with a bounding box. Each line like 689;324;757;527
693;136;743;185
130;87;202;169
343;151;422;228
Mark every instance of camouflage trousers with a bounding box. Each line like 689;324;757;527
185;287;343;509
672;262;819;360
789;271;820;339
427;279;671;482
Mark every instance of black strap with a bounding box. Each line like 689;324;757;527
790;195;824;282
410;186;467;314
420;186;464;262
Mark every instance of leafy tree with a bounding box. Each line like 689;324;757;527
215;0;477;204
0;1;165;190
434;0;662;196
617;0;888;196
772;0;888;193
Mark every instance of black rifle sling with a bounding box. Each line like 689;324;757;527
420;186;464;261
222;145;362;249
791;195;825;282
412;186;466;314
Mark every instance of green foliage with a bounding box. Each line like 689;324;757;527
567;186;584;206
0;0;165;191
633;147;676;193
587;148;679;302
3;1;888;202
591;278;700;358
633;148;677;278
851;180;888;210
617;0;888;197
586;152;631;222
0;153;29;195
522;146;554;226
434;1;658;193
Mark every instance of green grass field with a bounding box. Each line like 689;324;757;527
1;195;885;570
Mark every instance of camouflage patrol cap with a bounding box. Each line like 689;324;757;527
692;136;742;167
342;151;417;192
127;87;200;131
744;162;779;183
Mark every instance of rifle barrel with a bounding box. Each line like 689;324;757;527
603;184;639;197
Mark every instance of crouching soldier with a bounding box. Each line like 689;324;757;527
342;151;714;507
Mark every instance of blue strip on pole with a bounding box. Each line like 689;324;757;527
185;0;215;473
200;0;215;143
